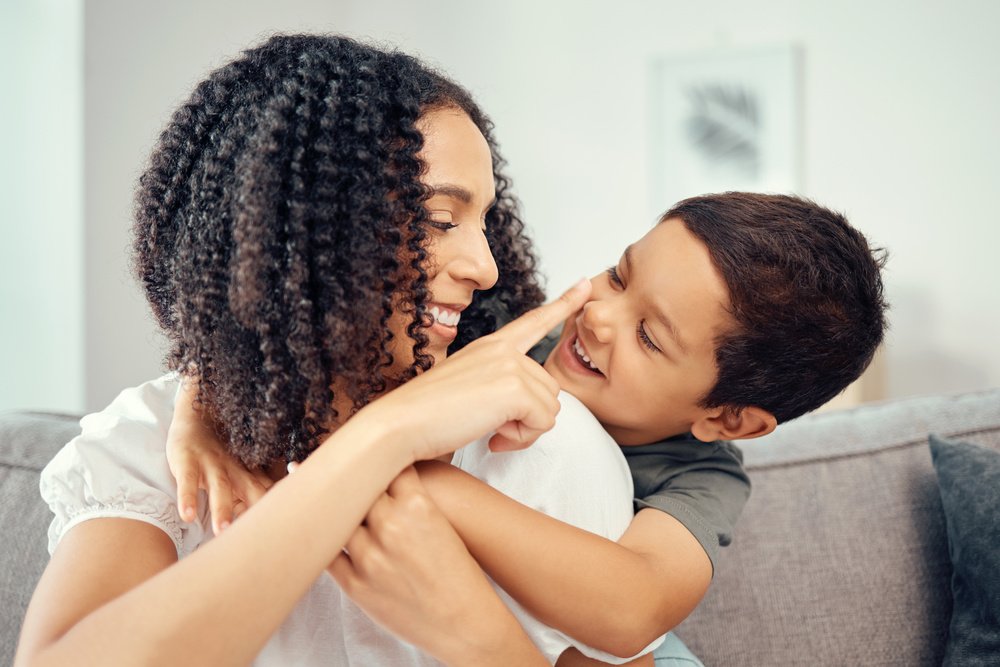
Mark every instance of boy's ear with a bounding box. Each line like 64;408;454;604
691;406;777;442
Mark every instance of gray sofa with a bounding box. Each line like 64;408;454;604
3;389;999;666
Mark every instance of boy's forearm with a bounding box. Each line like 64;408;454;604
415;461;711;658
556;647;655;667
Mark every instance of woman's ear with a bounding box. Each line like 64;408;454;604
690;406;777;442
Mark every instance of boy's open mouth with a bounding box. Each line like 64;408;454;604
572;336;604;376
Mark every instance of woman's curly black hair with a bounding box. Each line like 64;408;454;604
132;34;544;467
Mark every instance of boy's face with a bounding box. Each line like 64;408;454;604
544;218;736;445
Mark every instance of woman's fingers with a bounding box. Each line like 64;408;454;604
386;466;423;498
497;278;591;353
486;371;561;451
326;551;356;589
343;524;380;578
489;422;543;452
353;280;588;464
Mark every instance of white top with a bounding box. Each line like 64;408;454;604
40;375;662;665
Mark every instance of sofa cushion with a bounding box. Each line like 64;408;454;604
675;389;1000;666
0;411;82;666
930;434;1000;666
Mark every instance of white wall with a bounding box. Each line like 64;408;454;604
6;0;997;412
0;0;84;413
82;0;356;411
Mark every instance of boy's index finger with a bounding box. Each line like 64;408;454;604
502;278;592;354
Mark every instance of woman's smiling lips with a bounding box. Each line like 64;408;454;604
425;302;466;342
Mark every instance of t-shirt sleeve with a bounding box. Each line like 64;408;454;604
38;374;208;558
624;438;751;573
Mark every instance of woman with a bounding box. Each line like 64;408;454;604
15;34;588;666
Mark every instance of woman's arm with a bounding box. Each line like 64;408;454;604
416;461;712;659
15;281;589;667
161;396;705;660
16;412;411;667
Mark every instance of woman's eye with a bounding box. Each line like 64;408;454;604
426;209;457;231
636;321;661;353
606;265;624;287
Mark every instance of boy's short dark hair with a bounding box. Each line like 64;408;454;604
664;192;888;423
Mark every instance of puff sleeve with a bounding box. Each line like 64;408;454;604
39;374;210;558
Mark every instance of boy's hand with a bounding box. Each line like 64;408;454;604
166;381;274;535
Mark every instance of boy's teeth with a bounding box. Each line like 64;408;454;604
429;306;461;327
573;337;600;372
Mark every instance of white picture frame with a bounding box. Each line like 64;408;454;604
648;45;801;215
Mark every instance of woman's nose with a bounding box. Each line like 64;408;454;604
447;226;499;291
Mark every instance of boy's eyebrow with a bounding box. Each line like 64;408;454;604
625;245;689;355
427;183;497;212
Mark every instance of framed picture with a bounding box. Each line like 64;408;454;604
648;45;801;215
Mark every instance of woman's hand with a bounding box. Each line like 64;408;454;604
164;279;588;534
327;467;547;667
356;278;592;464
166;381;274;535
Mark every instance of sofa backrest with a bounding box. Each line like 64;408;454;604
5;390;1000;665
0;411;82;666
675;389;1000;666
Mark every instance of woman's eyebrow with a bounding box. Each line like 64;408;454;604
625;245;689;355
427;183;497;212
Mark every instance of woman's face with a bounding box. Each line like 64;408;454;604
386;107;499;371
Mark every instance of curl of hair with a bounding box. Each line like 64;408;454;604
133;34;544;467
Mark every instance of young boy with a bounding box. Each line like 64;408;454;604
168;192;888;664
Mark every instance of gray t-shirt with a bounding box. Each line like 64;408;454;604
529;329;751;572
623;436;750;572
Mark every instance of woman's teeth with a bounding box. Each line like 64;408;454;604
430;305;461;327
573;337;600;373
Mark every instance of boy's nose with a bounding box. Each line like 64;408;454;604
581;299;615;343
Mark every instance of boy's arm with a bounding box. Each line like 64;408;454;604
415;460;712;659
556;649;654;667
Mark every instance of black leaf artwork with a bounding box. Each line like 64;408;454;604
684;83;761;179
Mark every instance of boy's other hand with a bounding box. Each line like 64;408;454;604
166;380;274;535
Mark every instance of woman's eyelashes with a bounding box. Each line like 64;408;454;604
606;265;661;354
425;208;457;231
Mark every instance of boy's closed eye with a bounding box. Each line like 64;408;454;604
605;265;663;354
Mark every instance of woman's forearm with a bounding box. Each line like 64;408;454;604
416;461;712;658
22;413;411;667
